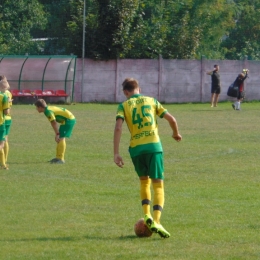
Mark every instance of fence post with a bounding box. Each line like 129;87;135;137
200;55;206;102
158;55;163;101
115;58;119;103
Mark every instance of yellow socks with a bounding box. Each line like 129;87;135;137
140;179;165;223
4;141;9;162
152;181;165;223
140;178;151;215
0;148;7;167
56;138;66;160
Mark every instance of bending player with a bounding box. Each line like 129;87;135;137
34;99;76;164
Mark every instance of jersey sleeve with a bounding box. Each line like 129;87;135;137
116;103;125;121
44;109;56;122
155;99;167;118
2;94;10;110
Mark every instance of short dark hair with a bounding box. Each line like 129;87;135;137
214;64;218;68
34;99;47;108
122;78;139;91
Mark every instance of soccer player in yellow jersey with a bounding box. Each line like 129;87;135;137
4;88;12;164
0;76;13;165
114;78;182;238
34;99;76;164
0;79;11;169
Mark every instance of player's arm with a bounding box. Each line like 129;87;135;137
3;108;10;115
243;70;249;80
163;112;182;142
113;118;124;168
50;120;60;143
3;95;10;115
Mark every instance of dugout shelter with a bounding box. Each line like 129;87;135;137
0;55;77;103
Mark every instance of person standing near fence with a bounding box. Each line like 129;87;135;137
34;99;76;164
113;77;182;238
207;65;221;107
232;70;249;110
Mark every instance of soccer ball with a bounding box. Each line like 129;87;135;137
134;218;153;237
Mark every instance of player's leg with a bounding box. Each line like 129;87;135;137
237;97;243;110
4;120;11;163
56;137;66;162
214;90;220;107
149;152;170;238
4;135;9;162
151;180;170;238
236;101;241;110
0;125;7;169
152;180;164;224
140;177;153;229
235;93;242;110
51;120;75;164
140;177;151;215
211;93;215;107
132;155;153;227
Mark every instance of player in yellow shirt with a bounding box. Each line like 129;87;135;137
0;78;11;169
0;76;13;165
114;78;182;238
34;99;76;164
0;75;13;164
4;88;12;164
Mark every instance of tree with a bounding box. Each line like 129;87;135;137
5;0;256;60
35;0;76;55
84;0;139;59
122;0;236;59
0;0;47;55
222;0;260;60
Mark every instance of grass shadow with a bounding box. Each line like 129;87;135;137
0;234;151;243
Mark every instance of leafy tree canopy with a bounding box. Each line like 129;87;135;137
1;0;260;60
0;0;47;54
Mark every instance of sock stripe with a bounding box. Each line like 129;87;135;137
153;205;163;212
142;199;151;206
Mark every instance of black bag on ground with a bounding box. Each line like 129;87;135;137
227;83;238;98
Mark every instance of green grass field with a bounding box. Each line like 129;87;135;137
1;102;260;260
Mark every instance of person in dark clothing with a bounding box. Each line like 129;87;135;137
232;70;249;110
207;65;221;107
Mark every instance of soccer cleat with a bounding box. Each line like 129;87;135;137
144;214;153;230
1;165;9;170
232;104;235;110
52;159;65;164
150;222;171;238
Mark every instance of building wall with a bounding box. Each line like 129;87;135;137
74;57;258;103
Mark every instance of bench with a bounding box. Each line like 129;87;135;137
10;89;70;103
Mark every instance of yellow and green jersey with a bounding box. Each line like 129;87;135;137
116;94;167;157
0;93;10;126
5;90;12;121
44;106;75;125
